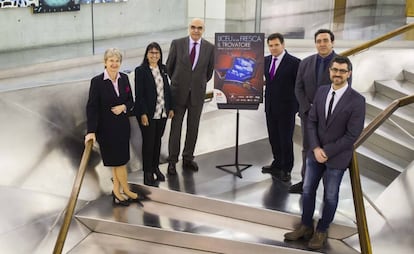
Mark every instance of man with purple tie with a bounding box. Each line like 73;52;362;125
262;33;300;182
166;18;215;174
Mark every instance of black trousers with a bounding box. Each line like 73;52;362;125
138;117;167;173
265;111;296;172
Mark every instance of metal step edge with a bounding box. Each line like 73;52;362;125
363;130;413;165
403;70;414;83
374;79;414;99
356;146;403;185
126;184;357;240
74;216;344;254
366;94;414;122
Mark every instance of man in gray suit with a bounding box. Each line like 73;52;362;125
166;18;215;174
291;29;338;193
284;56;365;250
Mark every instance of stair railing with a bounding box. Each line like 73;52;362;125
338;22;414;254
349;94;414;254
53;140;93;254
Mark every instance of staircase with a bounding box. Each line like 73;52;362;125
357;69;414;185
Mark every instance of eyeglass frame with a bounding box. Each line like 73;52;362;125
329;67;349;74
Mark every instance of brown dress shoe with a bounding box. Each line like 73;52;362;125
308;230;327;250
167;163;177;175
284;224;314;241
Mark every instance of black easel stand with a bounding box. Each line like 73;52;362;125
216;109;252;178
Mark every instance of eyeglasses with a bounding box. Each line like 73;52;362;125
190;25;203;30
148;51;160;55
330;67;349;74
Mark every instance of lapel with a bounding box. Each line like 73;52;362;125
309;55;318;85
274;54;288;76
194;38;204;70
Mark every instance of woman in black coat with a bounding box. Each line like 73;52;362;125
134;42;174;186
85;48;143;206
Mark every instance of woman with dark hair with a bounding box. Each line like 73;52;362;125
134;42;174;186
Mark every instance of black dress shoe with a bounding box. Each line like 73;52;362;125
154;167;165;181
112;191;129;206
167;163;177;175
144;172;156;186
289;181;303;194
183;160;199;171
261;165;273;174
278;171;291;182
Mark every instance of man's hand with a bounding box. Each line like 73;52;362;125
313;146;328;163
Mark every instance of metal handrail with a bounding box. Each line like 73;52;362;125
349;94;414;254
53;140;93;254
341;23;414;57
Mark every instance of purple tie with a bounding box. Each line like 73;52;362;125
190;42;197;65
269;57;277;80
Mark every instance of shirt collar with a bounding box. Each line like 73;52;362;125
330;82;348;96
103;69;120;81
189;37;201;45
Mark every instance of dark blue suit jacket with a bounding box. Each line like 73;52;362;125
307;85;365;169
264;51;300;116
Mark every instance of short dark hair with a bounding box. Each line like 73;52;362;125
142;42;163;66
314;29;335;42
330;55;352;71
267;33;284;44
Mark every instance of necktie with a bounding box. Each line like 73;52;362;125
317;58;325;85
269;57;277;80
327;91;335;121
190;42;197;66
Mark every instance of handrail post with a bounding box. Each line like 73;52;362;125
349;152;372;254
53;140;93;254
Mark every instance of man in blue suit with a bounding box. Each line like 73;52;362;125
284;56;365;250
262;33;300;182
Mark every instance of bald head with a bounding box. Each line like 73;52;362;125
188;18;205;41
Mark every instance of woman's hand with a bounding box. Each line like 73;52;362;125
141;114;149;126
111;104;126;115
85;133;96;145
168;110;174;119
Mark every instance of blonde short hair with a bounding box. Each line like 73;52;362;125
104;48;123;63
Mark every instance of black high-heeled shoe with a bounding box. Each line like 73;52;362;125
154;167;165;182
112;191;129;206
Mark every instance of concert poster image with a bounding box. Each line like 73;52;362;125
214;33;264;109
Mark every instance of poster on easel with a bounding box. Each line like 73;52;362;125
214;33;264;110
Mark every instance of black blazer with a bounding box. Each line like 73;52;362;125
307;85;365;169
264;51;300;116
134;64;173;119
86;72;134;135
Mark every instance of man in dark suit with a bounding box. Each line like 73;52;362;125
291;29;338;193
284;56;365;250
262;33;300;182
166;18;215;174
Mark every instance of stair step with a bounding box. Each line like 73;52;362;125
374;79;414;101
73;186;358;254
403;69;414;83
365;94;414;135
364;115;414;163
356;146;403;185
